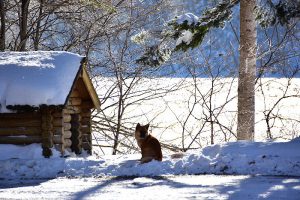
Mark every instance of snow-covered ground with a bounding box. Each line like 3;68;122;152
1;138;300;199
1;138;300;179
1;175;300;200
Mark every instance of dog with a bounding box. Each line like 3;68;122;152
135;123;163;163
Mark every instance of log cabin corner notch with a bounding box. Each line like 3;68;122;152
0;51;100;157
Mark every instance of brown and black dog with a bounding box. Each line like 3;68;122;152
135;123;162;163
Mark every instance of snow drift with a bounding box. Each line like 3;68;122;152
0;139;299;179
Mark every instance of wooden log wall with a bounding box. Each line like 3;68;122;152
0;84;95;157
51;109;74;154
81;103;92;154
0;112;42;145
41;107;53;158
52;109;64;154
70;114;82;154
64;88;83;154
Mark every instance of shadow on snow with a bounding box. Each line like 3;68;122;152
70;175;300;200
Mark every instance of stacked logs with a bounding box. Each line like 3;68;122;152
50;88;84;154
41;107;53;157
81;102;92;154
62;110;73;152
70;114;81;154
63;113;72;150
0;113;42;144
52;109;66;153
0;87;94;157
61;89;82;154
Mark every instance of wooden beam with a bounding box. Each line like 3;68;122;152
64;106;81;114
81;117;91;125
82;142;92;154
53;132;72;144
52;118;63;127
53;127;63;135
0;118;41;127
0;136;42;144
41;107;53;158
68;97;82;106
64;131;72;139
0;112;40;119
81;126;91;134
81;110;91;118
0;127;41;136
53;135;64;144
63;114;71;123
70;114;82;154
82;134;92;143
81;68;100;110
64;123;71;131
65;138;72;148
81;101;94;109
52;110;64;118
69;89;80;98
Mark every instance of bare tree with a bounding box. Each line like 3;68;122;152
89;0;182;155
0;0;5;51
18;0;30;51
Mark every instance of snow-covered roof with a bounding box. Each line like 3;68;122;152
0;51;84;113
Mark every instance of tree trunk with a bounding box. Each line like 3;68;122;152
33;0;43;50
112;80;123;155
19;0;30;51
0;0;5;51
237;0;257;140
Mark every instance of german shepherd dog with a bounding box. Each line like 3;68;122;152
135;123;163;163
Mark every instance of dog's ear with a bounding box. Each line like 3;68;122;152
136;123;141;129
145;123;150;130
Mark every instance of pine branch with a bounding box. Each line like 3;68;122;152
137;0;240;66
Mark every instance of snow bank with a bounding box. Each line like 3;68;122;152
0;51;83;113
175;13;199;25
0;139;299;179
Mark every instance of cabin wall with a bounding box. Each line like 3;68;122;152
0;101;93;157
65;88;82;154
41;107;54;157
0;109;54;157
81;102;92;154
0;112;42;145
0;82;95;157
63;87;93;155
52;109;65;154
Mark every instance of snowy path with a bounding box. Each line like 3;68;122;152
1;175;300;200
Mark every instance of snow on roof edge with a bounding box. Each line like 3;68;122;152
0;51;85;113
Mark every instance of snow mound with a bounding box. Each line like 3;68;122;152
0;144;61;160
176;13;199;25
176;30;194;46
0;51;84;113
0;139;299;179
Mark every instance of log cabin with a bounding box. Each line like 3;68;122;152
0;51;100;157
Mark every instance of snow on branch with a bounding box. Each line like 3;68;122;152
136;0;240;66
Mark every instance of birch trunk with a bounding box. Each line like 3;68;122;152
237;0;257;140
